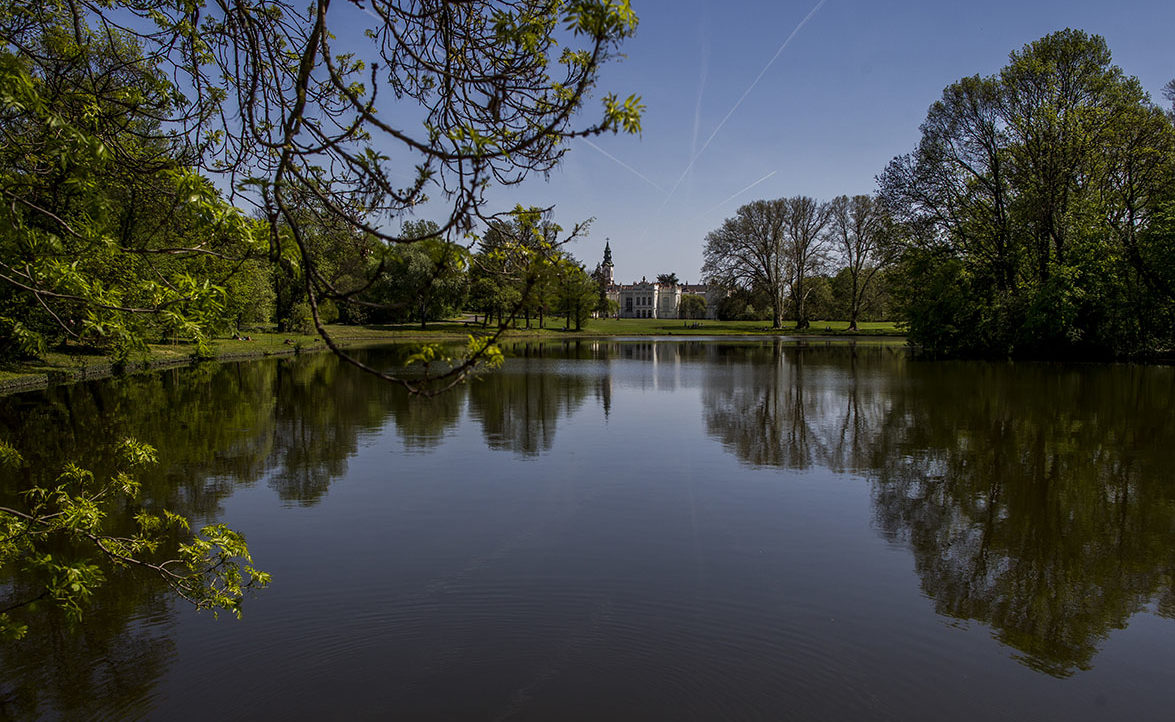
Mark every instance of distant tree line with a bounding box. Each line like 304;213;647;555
702;194;897;329
702;30;1175;357
260;206;606;335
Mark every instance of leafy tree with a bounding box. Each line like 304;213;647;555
264;190;383;331
678;293;707;319
0;14;263;358
880;30;1175;357
702;197;833;328
800;275;835;322
0;439;268;640
527;253;563;330
469;207;591;331
1;0;643;393
714;286;772;321
469;256;520;328
829;266;895;322
656;272;679;286
589;263;614;315
366;220;469;328
555;260;599;331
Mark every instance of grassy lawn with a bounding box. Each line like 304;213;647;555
0;318;905;394
0;326;382;394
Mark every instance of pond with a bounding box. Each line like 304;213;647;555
2;339;1174;719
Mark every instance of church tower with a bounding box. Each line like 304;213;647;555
602;240;615;285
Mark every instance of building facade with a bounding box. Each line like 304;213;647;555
599;242;721;319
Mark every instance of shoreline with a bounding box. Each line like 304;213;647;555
0;323;907;396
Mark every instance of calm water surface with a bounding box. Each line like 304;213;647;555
1;339;1173;720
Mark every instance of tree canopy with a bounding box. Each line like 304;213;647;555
0;0;643;639
0;0;643;388
879;29;1175;357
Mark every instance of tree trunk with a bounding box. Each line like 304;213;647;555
848;275;859;331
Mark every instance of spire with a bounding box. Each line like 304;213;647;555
602;240;613;267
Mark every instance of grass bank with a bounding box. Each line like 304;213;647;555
0;319;904;395
373;317;903;338
0;325;387;396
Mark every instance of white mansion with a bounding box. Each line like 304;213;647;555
599;242;721;319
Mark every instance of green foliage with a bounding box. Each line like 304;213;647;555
468;206;591;331
702;196;833;329
0;438;268;639
0;13;269;359
554;260;599;331
678;293;707;320
466;335;505;370
0;0;642;391
366;220;470;328
403;335;504;388
0;316;45;358
880;30;1175;357
285;302;316;335
891;251;984;356
270;194;374;333
801;276;835;321
715;287;772;321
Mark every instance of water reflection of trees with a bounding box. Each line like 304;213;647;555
0;351;408;716
870;365;1175;676
468;354;589;456
268;353;408;504
702;341;901;471
7;339;1171;711
701;344;1175;676
0;345;596;715
0;569;174;720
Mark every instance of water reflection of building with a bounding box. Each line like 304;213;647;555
599;242;721;319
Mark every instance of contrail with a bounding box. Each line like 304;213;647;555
696;170;778;219
582;138;665;194
688;27;710;193
662;0;829;207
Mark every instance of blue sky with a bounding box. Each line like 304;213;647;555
473;0;1175;283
